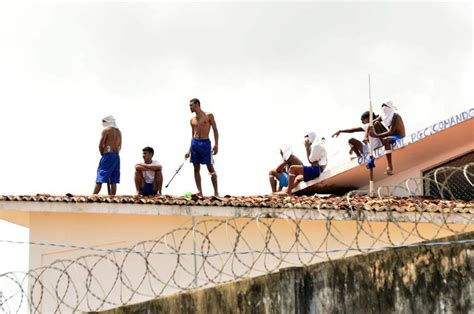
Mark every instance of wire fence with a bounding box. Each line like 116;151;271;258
0;163;473;313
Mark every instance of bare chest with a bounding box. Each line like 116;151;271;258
192;116;210;128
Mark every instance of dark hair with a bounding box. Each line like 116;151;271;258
142;146;154;155
190;98;200;106
361;111;378;120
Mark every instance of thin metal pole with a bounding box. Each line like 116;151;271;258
368;74;374;196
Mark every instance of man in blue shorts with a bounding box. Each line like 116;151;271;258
134;147;163;196
93;115;122;195
269;144;303;193
185;98;219;196
371;101;406;175
280;132;328;195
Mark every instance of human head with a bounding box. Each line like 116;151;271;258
102;115;116;128
280;144;292;161
304;132;318;145
189;98;200;113
142;146;154;162
360;111;378;124
381;100;397;116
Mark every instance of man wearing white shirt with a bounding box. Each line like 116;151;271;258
332;111;387;159
282;132;328;195
134;147;163;196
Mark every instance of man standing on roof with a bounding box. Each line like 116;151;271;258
269;145;304;193
370;101;406;175
279;132;327;195
332;111;387;159
93;115;122;195
135;146;163;196
185;98;219;196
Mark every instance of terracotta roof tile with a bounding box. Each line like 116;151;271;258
0;194;472;214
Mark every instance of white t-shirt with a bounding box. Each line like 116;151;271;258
309;144;328;166
362;123;383;150
143;160;161;184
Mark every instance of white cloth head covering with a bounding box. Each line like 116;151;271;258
306;131;319;145
102;115;117;128
381;101;397;128
280;144;293;161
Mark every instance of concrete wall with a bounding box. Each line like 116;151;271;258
17;210;474;312
97;231;474;314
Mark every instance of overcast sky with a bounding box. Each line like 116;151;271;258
0;1;472;276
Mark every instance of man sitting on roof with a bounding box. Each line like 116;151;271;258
134;146;163;196
278;132;328;195
269;145;304;193
332;111;387;159
370;101;406;175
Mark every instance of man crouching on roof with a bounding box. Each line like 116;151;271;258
269;145;303;193
277;132;327;195
93;115;122;195
135;146;163;196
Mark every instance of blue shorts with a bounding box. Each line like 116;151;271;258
303;165;322;182
190;138;212;165
141;182;155;196
278;173;289;188
386;134;404;143
96;152;120;184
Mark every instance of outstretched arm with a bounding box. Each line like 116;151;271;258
332;127;364;137
209;113;219;155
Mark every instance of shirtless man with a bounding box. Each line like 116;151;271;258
93;115;122;195
185;98;219;196
370;101;406;175
269;145;303;193
134;146;163;196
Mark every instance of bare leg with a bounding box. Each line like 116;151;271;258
154;170;163;195
206;164;219;196
348;138;364;158
93;183;102;195
193;163;203;196
110;184;117;196
383;137;394;174
134;170;144;195
287;165;305;194
269;170;278;193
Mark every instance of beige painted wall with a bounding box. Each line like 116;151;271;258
25;211;473;312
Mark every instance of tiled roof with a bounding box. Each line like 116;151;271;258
0;194;472;214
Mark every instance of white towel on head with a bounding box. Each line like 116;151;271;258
280;144;292;161
381;101;397;128
306;131;318;144
102;115;117;128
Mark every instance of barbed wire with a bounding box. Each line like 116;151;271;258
0;163;473;313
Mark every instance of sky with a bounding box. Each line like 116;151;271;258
0;0;472;279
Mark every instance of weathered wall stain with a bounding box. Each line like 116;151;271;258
94;232;473;314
